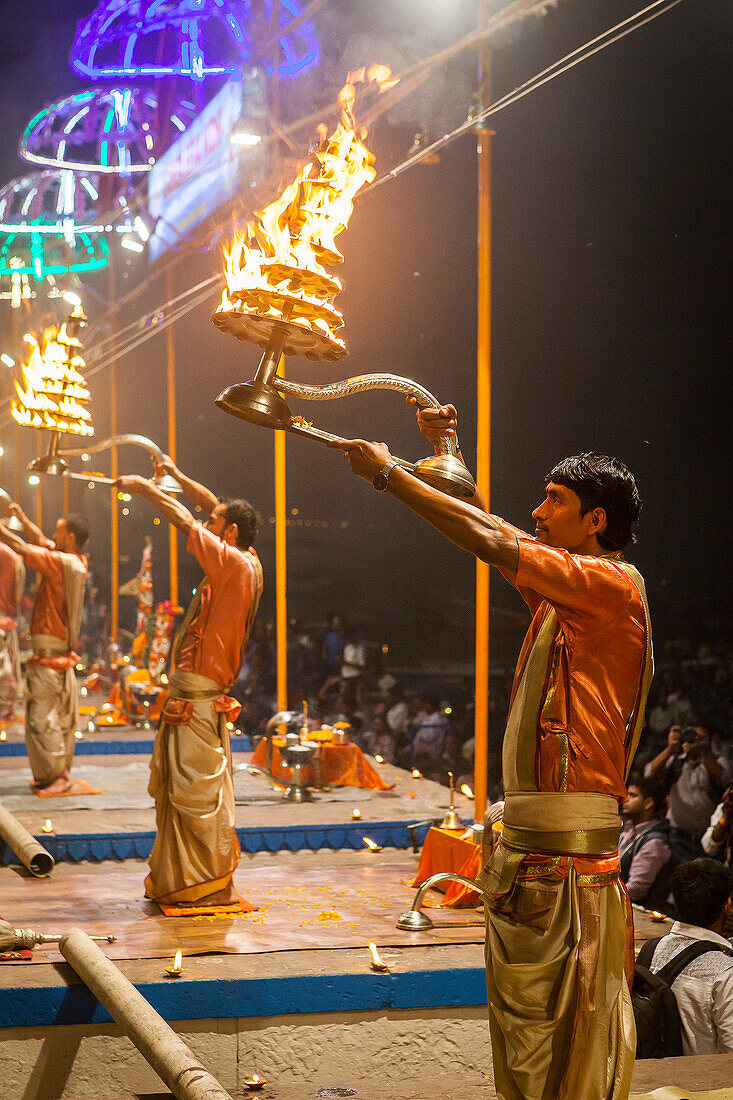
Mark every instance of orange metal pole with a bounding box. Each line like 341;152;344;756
109;263;119;643
267;27;288;713
274;403;288;713
63;469;70;514
165;267;178;606
474;30;492;825
13;423;21;503
35;435;43;532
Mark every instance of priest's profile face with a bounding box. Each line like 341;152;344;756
52;517;74;553
205;503;229;541
532;482;600;553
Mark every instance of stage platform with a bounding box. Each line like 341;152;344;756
2;695;704;1100
58;1058;733;1100
0;695;468;863
0;839;680;1100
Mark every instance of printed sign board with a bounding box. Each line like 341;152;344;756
148;78;244;261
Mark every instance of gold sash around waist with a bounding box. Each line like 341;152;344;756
169;668;224;702
501;791;622;857
31;634;71;659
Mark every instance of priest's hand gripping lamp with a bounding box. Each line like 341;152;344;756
212;67;476;501
11;306;181;494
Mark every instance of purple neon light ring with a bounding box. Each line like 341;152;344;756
71;0;320;82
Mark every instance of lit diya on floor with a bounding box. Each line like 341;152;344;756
212;66;476;500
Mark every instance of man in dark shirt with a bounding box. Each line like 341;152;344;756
619;775;672;910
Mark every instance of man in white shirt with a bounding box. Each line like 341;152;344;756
702;785;733;867
646;857;733;1055
385;685;408;736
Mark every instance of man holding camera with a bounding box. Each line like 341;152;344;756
646;724;726;860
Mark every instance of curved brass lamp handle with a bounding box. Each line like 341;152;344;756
59;433;166;461
396;871;487;931
27;434;182;493
274;373;459;458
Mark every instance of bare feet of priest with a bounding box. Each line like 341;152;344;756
30;769;73;794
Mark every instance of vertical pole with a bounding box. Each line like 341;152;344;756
63;471;70;514
474;18;492;825
109;262;119;643
275;417;288;712
35;434;43;532
165;266;178;606
267;3;288;712
13;423;21;503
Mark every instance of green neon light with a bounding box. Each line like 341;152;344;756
0;232;109;278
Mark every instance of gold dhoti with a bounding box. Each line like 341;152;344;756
145;669;239;904
0;624;21;719
478;791;634;1100
477;562;652;1100
25;635;78;786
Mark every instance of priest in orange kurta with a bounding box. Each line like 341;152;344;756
117;458;262;907
0;541;25;721
0;505;89;793
330;409;653;1100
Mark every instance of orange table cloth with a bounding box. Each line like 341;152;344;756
94;677;168;727
250;738;394;791
411;825;482;908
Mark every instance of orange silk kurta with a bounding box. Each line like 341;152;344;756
176;522;263;690
507;537;647;800
0;543;20;621
23;544;87;645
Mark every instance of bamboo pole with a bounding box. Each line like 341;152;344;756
165;266;179;607
0;801;54;876
59;929;231;1100
473;17;492;826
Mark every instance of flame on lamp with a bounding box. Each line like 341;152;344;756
165;949;184;976
11;309;93;436
216;65;397;359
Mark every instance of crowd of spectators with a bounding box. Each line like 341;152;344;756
226;615;505;787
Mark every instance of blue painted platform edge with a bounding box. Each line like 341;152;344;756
1;819;439;865
0;966;487;1029
0;735;251;757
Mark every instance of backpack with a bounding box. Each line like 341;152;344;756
632;936;733;1059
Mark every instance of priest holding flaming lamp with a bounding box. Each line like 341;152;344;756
115;457;262;908
329;409;652;1100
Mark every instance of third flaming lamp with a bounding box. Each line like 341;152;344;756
212;67;476;501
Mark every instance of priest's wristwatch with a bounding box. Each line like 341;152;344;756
373;460;398;492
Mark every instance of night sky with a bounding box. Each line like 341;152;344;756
0;0;729;671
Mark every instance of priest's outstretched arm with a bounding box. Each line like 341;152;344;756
151;453;218;515
327;436;519;574
116;475;195;535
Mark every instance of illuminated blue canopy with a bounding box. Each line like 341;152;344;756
71;0;320;82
